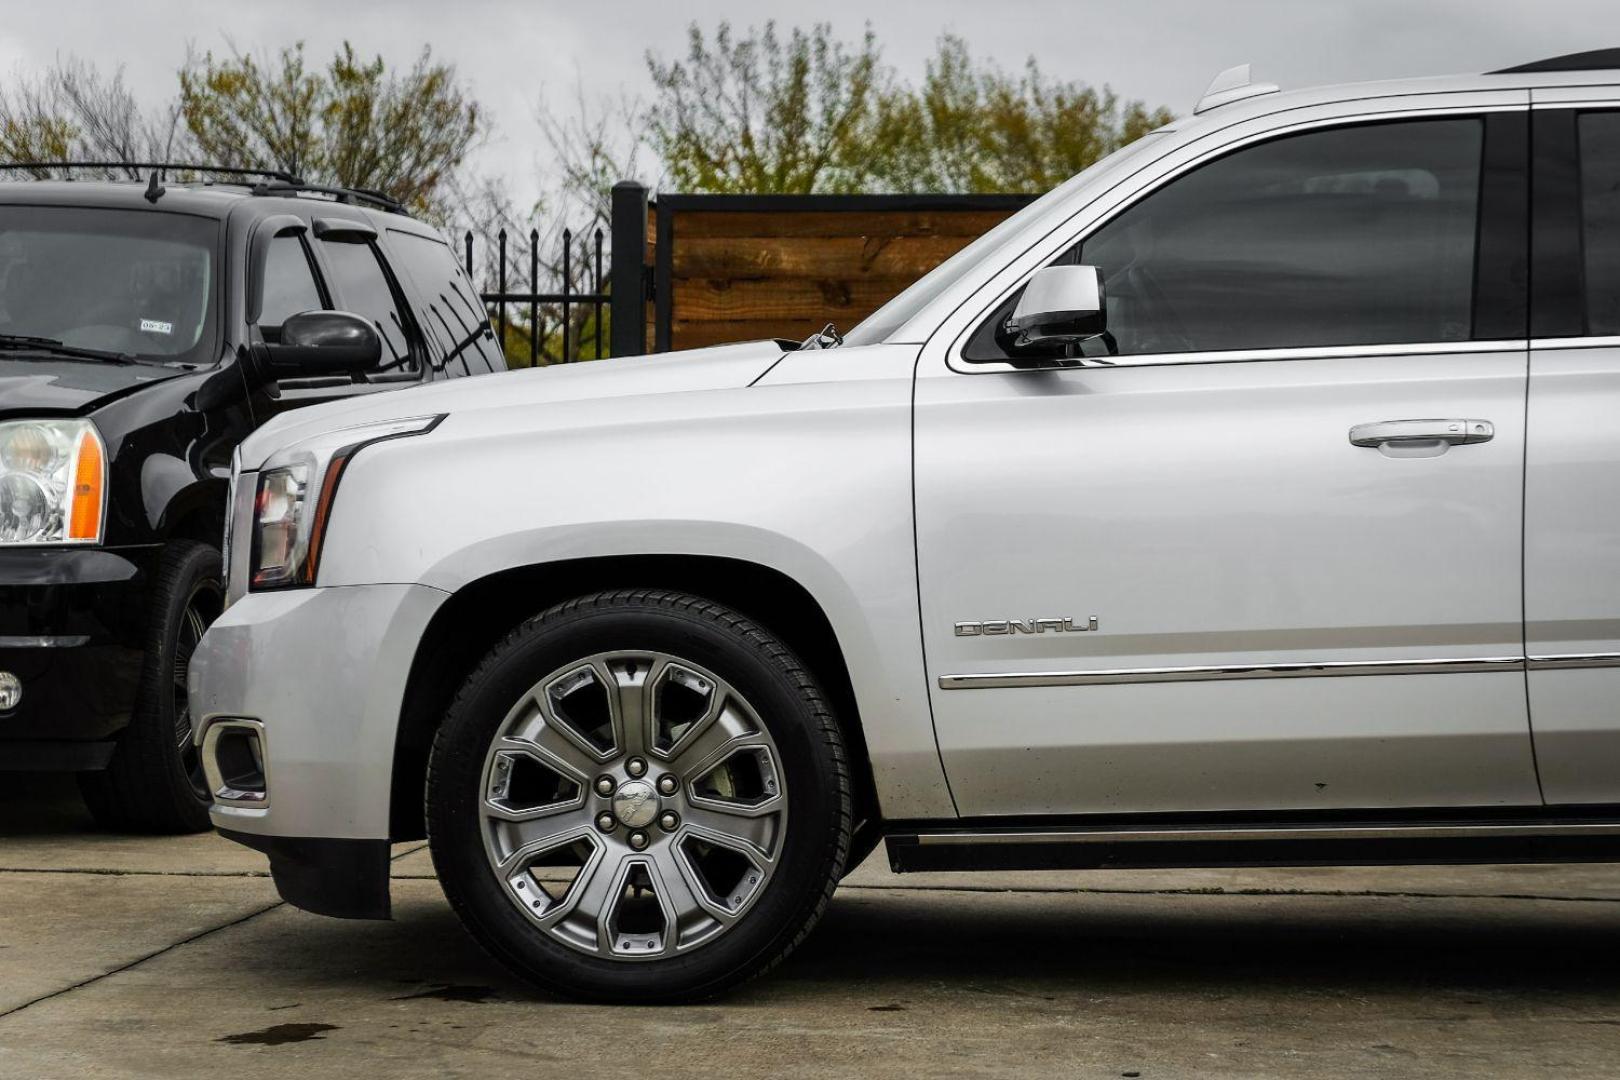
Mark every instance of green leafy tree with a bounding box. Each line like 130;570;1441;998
629;23;1174;197
179;41;480;217
644;21;888;194
873;36;1174;193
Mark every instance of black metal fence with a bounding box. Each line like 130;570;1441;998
464;223;611;366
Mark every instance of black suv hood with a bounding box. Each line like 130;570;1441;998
0;357;184;416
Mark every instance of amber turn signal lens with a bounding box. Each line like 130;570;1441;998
66;428;104;542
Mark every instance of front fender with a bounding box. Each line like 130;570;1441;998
313;354;954;819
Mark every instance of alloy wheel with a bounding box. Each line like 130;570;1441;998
478;650;788;960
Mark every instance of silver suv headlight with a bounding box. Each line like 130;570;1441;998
249;415;442;590
0;419;106;545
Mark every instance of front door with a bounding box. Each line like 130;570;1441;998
914;111;1540;818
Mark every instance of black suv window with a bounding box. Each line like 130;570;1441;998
319;238;416;374
1074;118;1484;356
1579;112;1620;335
386;229;504;374
259;234;324;333
0;207;219;362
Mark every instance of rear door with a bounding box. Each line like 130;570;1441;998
1524;92;1620;804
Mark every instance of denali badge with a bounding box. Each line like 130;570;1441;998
955;616;1098;637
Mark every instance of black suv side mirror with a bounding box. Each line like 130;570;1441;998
257;310;382;377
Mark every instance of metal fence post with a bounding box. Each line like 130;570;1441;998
610;181;649;357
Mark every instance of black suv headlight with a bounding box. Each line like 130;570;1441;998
0;419;105;545
249;415;442;590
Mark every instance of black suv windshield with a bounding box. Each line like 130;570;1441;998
0;206;219;364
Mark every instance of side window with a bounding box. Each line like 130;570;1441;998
258;234;324;333
1071;118;1484;357
385;229;504;375
319;239;416;374
1579;112;1620;335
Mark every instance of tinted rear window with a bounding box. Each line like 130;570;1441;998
386;230;504;375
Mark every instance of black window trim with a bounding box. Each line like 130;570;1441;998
951;107;1533;373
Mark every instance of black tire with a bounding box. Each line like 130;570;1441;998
427;589;853;1003
79;540;222;834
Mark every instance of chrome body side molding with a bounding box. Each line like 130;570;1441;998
938;655;1532;690
909;821;1620;845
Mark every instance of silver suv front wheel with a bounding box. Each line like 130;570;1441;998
427;590;852;1002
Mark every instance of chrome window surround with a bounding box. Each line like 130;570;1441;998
931;100;1532;376
939;654;1620;690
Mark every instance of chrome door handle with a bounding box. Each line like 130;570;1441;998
1348;419;1494;448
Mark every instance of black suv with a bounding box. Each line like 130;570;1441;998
0;166;504;832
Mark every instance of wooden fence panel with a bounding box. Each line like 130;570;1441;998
651;194;1035;352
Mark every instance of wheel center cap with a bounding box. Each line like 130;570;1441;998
612;779;660;828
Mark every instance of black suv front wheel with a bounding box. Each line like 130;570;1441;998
79;540;222;834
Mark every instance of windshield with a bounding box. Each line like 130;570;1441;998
842;134;1168;346
0;206;219;364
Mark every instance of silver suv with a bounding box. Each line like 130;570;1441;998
191;50;1620;1002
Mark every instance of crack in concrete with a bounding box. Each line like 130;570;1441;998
0;843;428;1024
0;899;284;1023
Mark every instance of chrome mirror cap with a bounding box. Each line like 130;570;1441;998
1007;264;1107;351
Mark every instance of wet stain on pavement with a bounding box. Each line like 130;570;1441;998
217;1023;339;1046
390;984;500;1004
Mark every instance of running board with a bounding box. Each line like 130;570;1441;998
885;817;1620;873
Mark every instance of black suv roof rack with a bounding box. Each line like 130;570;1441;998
1493;48;1620;74
247;180;405;214
0;161;303;184
0;160;408;215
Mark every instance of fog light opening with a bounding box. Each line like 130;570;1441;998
202;720;268;806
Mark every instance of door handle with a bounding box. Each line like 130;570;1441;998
1348;419;1494;448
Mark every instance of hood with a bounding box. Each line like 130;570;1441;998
0;357;183;418
237;338;790;469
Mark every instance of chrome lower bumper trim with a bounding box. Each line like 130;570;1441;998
938;655;1526;690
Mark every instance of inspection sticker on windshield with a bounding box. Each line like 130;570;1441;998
139;319;173;335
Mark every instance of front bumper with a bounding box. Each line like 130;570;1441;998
188;581;446;917
189;582;447;838
0;547;157;771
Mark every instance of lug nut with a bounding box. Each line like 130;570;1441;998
658;811;679;832
594;776;615;797
596;812;616;832
626;757;647;778
628;830;650;851
656;774;678;796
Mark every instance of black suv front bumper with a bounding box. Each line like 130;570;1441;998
0;547;158;771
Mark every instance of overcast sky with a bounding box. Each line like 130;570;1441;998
1;0;1616;214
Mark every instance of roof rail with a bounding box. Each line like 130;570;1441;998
248;180;406;215
1194;64;1280;115
0;160;409;215
1493;48;1620;74
0;161;303;184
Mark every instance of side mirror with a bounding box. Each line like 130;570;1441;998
257;310;382;378
1006;265;1107;354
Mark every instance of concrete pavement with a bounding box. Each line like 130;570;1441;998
4;773;1620;1078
